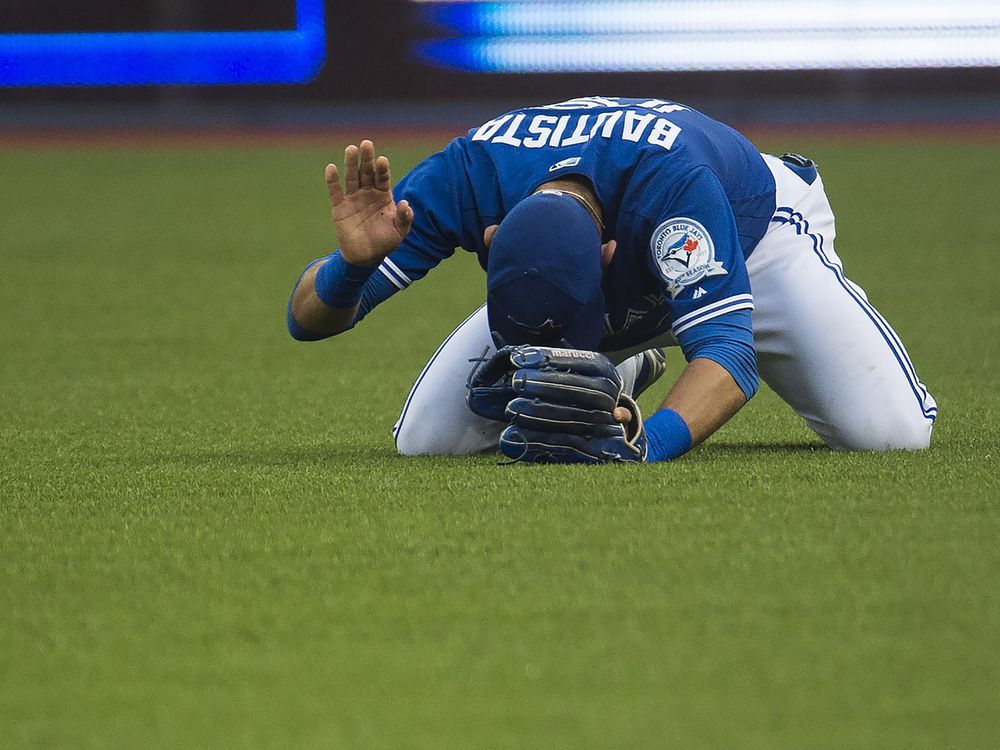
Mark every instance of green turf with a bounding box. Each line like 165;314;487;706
1;137;998;748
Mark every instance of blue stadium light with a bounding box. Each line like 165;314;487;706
413;0;1000;72
0;0;325;86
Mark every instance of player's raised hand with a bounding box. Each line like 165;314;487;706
325;140;414;266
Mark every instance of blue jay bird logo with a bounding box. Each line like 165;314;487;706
664;233;700;268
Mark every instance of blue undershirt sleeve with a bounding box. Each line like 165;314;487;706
674;308;759;401
287;258;327;341
355;271;401;323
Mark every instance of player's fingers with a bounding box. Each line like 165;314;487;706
374;155;392;192
601;239;617;269
358;140;376;188
325;163;344;208
344;144;360;193
394;199;414;238
483;224;499;248
613;405;632;424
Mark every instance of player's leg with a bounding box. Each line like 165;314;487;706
747;155;937;450
616;346;667;399
393;305;502;456
393;305;661;455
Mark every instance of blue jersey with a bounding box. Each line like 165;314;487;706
355;97;776;397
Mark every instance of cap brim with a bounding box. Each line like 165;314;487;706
487;281;605;350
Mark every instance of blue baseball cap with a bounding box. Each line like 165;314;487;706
486;191;605;350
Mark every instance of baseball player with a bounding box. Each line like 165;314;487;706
287;96;936;463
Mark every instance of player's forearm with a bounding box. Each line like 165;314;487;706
643;311;756;458
288;259;359;338
659;358;747;445
641;358;747;462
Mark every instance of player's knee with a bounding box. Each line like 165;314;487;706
394;412;500;456
393;418;465;456
863;419;932;451
830;406;934;452
394;420;442;456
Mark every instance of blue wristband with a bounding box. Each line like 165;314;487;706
644;408;693;462
314;251;377;308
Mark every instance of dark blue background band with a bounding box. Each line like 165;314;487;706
0;0;324;86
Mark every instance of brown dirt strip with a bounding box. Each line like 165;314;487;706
2;122;999;151
0;127;468;151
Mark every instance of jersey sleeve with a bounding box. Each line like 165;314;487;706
342;142;470;323
354;145;468;322
647;166;759;398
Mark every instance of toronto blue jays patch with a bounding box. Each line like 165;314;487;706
649;217;727;298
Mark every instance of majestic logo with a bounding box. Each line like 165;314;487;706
621;293;664;329
549;156;582;172
649;218;726;298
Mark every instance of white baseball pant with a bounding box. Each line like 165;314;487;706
393;154;936;455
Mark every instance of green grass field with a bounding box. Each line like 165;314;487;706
1;135;998;748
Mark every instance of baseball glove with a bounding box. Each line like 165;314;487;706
467;345;647;464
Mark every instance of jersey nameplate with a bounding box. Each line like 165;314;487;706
472;108;682;152
650;218;727;298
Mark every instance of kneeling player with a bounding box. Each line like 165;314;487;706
287;97;936;462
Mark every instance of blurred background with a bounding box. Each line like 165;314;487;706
3;0;1000;132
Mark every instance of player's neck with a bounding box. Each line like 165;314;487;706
534;177;604;233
